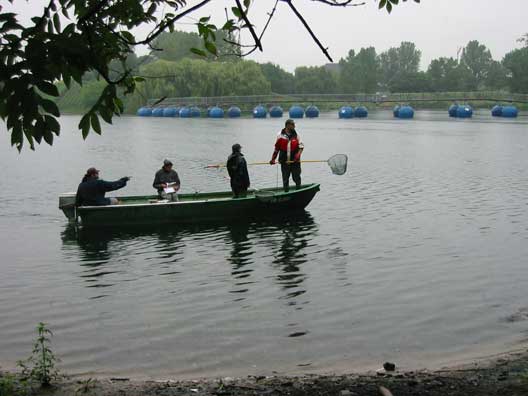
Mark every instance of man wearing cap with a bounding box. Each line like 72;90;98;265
227;143;250;198
153;159;181;201
75;167;130;206
269;119;304;192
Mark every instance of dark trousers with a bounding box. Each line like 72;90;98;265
280;162;301;192
232;186;248;198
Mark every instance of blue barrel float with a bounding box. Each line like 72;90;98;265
393;105;401;118
179;107;191;118
354;106;368;118
152;107;164;117
163;107;179;117
137;107;152;117
209;106;224;118
289;105;304;118
190;106;201;117
502;105;518;118
269;106;283;118
491;105;503;117
305;105;319;118
253;105;267;118
456;104;473;118
397;105;414;119
227;106;241;118
338;106;354;119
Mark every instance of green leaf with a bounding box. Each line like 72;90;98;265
79;113;90;139
45;115;60;134
11;122;23;149
23;127;35;150
99;106;113;124
43;129;54;145
147;3;157;15
121;31;135;43
134;76;145;82
379;0;387;9
205;41;217;56
90;113;101;134
37;81;59;97
222;20;235;31
199;16;211;23
53;13;61;32
386;1;392;12
40;98;60;117
190;47;207;57
243;0;251;8
113;97;124;113
231;6;242;19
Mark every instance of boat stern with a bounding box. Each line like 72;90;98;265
59;193;77;222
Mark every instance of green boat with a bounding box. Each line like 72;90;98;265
59;183;320;226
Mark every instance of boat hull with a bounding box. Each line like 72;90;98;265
70;184;320;227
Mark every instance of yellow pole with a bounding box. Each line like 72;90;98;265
206;160;327;168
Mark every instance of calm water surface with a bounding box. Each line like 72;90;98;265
1;110;528;378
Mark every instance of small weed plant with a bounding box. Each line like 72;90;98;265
18;322;60;387
0;372;28;396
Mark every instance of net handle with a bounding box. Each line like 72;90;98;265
205;160;327;168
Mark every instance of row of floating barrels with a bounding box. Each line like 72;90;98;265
137;105;324;118
137;104;519;119
448;104;519;118
137;104;370;119
491;105;519;118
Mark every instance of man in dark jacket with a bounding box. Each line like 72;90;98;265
227;143;250;198
153;159;181;201
75;167;130;206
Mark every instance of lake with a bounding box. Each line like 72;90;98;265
1;110;528;379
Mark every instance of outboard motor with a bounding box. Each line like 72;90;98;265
59;193;78;222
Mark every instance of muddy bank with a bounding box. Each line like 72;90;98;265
3;350;528;396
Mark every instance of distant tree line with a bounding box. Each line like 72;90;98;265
56;31;528;114
263;40;528;95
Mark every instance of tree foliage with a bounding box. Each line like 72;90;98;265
151;30;240;63
379;41;421;91
259;63;295;94
460;40;493;90
339;47;379;93
502;47;528;93
0;0;420;151
294;66;338;94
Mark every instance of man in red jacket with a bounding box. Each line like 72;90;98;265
270;119;304;192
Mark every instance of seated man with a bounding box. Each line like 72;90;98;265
153;159;181;201
75;167;130;206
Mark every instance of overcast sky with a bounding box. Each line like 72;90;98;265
6;0;527;72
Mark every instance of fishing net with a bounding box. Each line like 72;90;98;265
328;154;348;175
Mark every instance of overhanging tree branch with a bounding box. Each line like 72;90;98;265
283;0;333;62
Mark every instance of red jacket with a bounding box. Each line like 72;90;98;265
273;129;304;163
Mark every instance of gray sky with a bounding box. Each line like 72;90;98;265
6;0;527;72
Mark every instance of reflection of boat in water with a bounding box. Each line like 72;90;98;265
60;212;318;291
59;184;320;227
61;211;317;246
